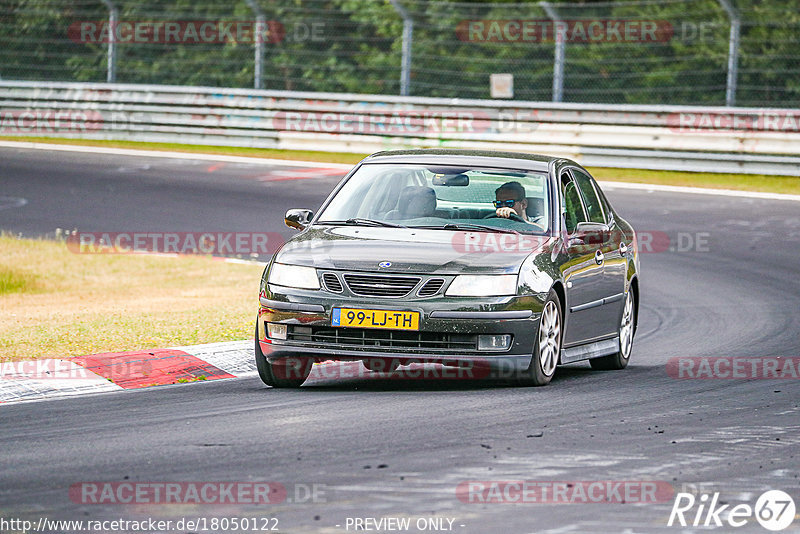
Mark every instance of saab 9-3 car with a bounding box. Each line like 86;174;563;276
255;150;640;387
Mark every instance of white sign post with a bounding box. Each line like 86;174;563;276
490;73;514;99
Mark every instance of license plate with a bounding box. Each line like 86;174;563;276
332;308;420;330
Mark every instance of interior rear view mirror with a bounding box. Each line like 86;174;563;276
431;173;469;186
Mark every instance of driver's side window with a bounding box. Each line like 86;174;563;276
561;172;587;234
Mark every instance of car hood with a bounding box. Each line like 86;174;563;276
275;226;551;275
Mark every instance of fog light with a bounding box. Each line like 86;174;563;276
267;323;287;340
477;334;512;351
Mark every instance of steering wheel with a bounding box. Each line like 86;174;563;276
484;212;548;231
484;212;526;223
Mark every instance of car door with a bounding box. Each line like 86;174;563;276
559;170;609;345
572;168;626;338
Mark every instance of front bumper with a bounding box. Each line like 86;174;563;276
257;288;545;371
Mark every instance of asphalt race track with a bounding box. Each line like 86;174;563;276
1;146;799;533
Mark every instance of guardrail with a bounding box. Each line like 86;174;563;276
2;81;799;176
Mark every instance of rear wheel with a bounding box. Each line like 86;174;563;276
590;290;635;370
515;290;561;387
254;323;312;388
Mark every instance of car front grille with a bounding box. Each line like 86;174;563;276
286;325;478;352
417;278;445;297
343;274;421;298
322;273;343;293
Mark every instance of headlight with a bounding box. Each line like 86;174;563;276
445;275;517;297
268;263;320;290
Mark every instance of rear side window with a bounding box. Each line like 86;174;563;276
572;169;606;224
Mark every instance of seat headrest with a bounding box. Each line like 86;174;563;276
399;186;437;218
526;197;544;218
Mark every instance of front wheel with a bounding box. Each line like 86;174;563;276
254;324;312;388
515;289;562;386
590;290;635;370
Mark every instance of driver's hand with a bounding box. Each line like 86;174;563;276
496;207;515;218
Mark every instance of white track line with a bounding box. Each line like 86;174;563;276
0;140;354;169
598;180;800;202
1;140;798;202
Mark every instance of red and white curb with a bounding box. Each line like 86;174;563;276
0;340;255;405
1;341;470;404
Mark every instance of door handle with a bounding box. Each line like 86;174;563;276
620;242;628;256
595;249;604;265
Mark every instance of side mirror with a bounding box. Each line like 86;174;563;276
285;209;313;230
570;221;608;246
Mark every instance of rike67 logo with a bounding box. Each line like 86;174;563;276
668;490;796;531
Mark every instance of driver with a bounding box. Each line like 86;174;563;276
494;181;530;221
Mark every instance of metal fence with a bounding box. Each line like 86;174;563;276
1;0;798;107
3;81;800;175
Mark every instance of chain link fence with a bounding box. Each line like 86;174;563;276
1;0;798;106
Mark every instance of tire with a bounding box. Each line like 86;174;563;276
590;289;635;371
515;289;562;387
254;323;312;388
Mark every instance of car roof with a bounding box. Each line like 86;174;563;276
362;149;558;173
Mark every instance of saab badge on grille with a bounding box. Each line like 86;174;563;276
378;261;392;268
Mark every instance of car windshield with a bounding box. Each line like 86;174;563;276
316;163;550;234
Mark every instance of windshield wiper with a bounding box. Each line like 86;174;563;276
414;223;520;234
318;218;408;228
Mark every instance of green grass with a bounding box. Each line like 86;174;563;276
2;136;797;195
0;233;264;361
0;266;39;295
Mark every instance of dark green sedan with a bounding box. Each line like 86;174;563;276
255;150;640;387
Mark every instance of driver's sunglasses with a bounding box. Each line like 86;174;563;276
493;199;520;208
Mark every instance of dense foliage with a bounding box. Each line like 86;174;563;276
1;0;798;105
